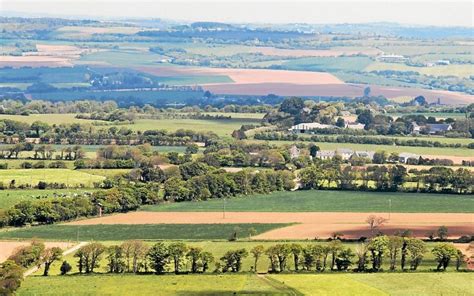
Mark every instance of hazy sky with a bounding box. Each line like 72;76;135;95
2;0;473;27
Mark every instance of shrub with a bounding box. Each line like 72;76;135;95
60;261;72;275
20;162;33;169
48;161;67;169
33;161;45;169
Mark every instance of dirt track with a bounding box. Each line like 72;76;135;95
67;212;473;240
0;241;75;263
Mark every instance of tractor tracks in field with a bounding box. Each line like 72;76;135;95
256;274;304;296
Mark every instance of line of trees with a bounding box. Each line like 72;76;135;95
0;184;160;227
299;163;473;194
254;132;470;149
60;238;467;277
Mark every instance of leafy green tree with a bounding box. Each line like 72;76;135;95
336;117;346;128
279;97;304;116
106;245;125;273
250;245;265;272
0;260;23;295
432;243;458;271
200;252;214;273
168;242;188;274
406;238;426;271
220;249;248;272
30;121;50;137
329;240;343;271
74;243;105;274
42;247;62;276
335;248;354;271
290;244;303;271
387;236;404;271
147;242;169;274
437;226;449;241
368;236;388;271
187;247;203;273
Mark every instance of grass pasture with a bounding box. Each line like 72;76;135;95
0;224;290;241
0;169;104;187
270;273;474;296
19;274;285;296
0;189;94;210
143;190;474;213
123;118;256;137
18;273;474;296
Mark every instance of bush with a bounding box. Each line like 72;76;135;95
37;181;47;190
20;162;33;169
60;261;72;275
48;161;67;169
0;163;8;169
33;161;46;169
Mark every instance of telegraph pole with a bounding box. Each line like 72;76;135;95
223;197;226;219
388;199;392;220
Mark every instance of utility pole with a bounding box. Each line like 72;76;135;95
223;197;226;219
388;199;392;220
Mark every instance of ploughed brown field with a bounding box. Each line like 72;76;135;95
67;212;473;240
137;66;344;85
202;83;474;105
0;44;98;68
0;241;75;263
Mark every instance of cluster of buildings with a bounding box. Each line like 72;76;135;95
410;123;452;135
289;122;365;133
289;145;420;164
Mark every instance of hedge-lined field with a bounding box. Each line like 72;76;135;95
0;169;105;187
0;189;95;210
18;271;473;295
0;224;290;241
143;190;474;213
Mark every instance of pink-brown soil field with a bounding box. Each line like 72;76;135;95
137;66;343;85
0;241;75;263
67;212;473;240
202;83;474;105
0;44;99;68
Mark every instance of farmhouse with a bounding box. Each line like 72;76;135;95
410;122;452;135
345;122;365;130
316;150;336;160
289;122;336;133
289;145;301;159
336;148;354;160
377;54;408;63
353;151;375;159
426;123;452;134
399;152;419;163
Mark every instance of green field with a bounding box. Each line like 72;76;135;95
143;190;474;213
0;159;75;169
365;62;474;78
0;224;290;241
18;274;285;296
0;189;95;210
0;169;104;187
123;118;257;137
17;270;473;295
0;114;91;125
270;273;474;296
280;56;373;72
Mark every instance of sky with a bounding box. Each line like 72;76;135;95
1;0;473;27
